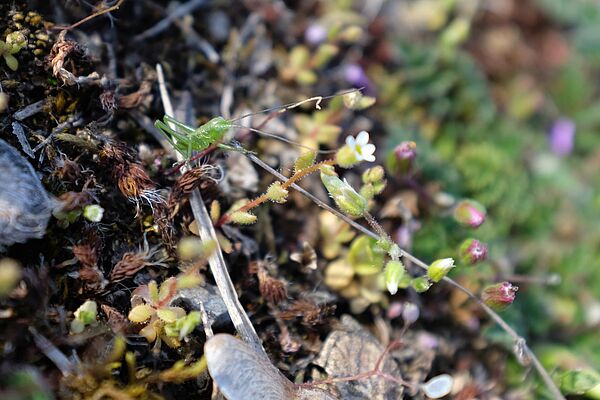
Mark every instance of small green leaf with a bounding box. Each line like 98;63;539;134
347;235;385;275
156;308;178;323
4;54;18;71
411;276;432;293
229;211;257;225
294;151;316;172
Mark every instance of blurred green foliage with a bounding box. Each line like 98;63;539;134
372;2;600;397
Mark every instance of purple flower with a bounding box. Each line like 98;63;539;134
305;24;327;45
344;63;375;95
549;118;575;156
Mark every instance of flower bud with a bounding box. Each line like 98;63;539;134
74;300;98;325
362;166;385;184
482;282;518;310
385;260;406;295
388;141;416;174
320;166;368;217
411;276;432;293
266;182;289;203
394;141;417;161
453;199;486;228
427;258;455;282
459;238;488;265
83;204;104;222
229;211;257;225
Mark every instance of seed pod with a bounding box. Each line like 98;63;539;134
0;138;53;248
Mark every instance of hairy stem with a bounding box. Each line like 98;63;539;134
216;159;335;226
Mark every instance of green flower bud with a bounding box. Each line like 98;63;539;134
74;300;97;325
385;260;406;295
411;276;432;293
362;166;385;184
229;211;257;225
427;258;455;282
83;204;104;222
320;167;368;217
266;182;289;203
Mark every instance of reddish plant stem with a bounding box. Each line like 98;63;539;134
298;338;418;392
215;159;335;226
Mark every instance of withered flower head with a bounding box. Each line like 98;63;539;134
110;251;146;282
72;243;97;269
257;268;288;305
110;240;169;282
117;162;155;200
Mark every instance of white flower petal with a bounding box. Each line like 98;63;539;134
345;135;355;147
362;143;376;156
363;153;376;162
356;130;370;145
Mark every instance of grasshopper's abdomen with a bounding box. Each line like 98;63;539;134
191;117;232;150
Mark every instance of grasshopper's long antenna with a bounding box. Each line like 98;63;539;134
230;124;337;154
230;87;363;123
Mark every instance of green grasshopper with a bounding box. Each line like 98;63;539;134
153;89;361;162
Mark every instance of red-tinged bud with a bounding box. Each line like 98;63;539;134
394;141;417;161
459;238;488;265
453;199;486;228
387;141;416;175
482;282;518;311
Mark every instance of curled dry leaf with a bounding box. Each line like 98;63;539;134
205;334;336;400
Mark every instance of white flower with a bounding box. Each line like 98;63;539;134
345;131;376;162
